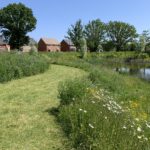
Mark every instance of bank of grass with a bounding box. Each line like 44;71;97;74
46;52;150;116
0;52;49;83
0;65;86;150
45;52;150;149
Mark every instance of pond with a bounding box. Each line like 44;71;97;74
88;58;150;82
115;67;150;81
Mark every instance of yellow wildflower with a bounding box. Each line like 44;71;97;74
130;101;139;109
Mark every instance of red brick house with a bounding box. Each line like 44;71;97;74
0;39;10;52
61;39;76;52
38;38;60;52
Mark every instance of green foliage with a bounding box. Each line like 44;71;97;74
102;41;116;51
79;37;87;58
107;21;137;51
58;77;150;150
136;53;149;59
97;44;103;52
139;35;146;52
88;69;101;83
0;53;49;82
46;52;150;149
58;78;92;106
66;19;84;50
0;3;37;49
142;30;150;44
139;30;150;52
84;19;105;52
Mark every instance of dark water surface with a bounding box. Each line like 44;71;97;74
115;67;150;81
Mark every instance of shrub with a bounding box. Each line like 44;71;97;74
137;53;149;59
79;38;87;58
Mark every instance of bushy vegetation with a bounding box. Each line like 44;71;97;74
58;77;150;150
0;52;49;82
58;78;91;106
46;52;150;149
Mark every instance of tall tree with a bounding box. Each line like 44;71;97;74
66;19;84;50
0;3;37;49
84;19;105;52
139;30;150;52
79;37;87;58
142;30;150;43
107;21;137;51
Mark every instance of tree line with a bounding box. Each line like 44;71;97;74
66;19;150;52
0;3;150;52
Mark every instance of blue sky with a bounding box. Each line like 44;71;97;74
1;0;150;42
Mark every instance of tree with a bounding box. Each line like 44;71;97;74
142;30;150;43
0;3;37;49
66;19;84;50
84;19;105;52
107;21;137;51
139;30;150;52
79;37;87;58
139;36;146;52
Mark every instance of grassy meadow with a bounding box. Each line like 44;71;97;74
0;64;86;150
1;51;150;149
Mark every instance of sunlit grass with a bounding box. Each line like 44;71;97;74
0;65;86;150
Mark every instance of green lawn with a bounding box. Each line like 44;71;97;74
0;65;86;150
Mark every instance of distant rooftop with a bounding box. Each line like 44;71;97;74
41;38;60;45
63;39;74;45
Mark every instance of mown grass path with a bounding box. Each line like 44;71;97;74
0;65;86;150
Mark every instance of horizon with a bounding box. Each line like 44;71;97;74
1;0;150;42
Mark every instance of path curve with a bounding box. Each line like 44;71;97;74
0;65;86;150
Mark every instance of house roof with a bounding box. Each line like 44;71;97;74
62;39;74;46
41;38;60;45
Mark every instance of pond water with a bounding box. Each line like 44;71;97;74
115;66;150;82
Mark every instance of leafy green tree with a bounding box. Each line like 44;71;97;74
79;37;87;58
102;41;116;51
139;30;150;52
84;19;105;52
0;3;37;49
142;30;150;43
66;19;84;50
107;21;137;51
139;36;146;52
125;41;139;51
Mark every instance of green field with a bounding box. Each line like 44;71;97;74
0;65;86;150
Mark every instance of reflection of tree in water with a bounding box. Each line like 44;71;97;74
129;68;140;75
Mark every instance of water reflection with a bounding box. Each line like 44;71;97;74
115;67;150;81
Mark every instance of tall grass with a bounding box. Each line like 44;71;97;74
46;52;150;149
0;52;49;83
58;78;150;150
